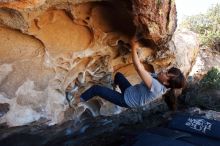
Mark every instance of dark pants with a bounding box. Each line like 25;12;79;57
80;72;132;107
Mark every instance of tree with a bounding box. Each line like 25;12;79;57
180;4;220;49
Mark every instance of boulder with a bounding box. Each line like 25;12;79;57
0;0;196;127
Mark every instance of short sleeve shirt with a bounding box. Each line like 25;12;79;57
124;73;167;108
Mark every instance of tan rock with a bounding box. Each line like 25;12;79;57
0;0;197;127
28;10;93;57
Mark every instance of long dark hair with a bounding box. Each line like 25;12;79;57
163;89;177;111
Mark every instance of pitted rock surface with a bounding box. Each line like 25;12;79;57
0;0;198;127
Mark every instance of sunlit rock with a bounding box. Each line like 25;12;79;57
0;0;198;127
170;29;199;76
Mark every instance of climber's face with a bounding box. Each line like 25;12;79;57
157;70;175;86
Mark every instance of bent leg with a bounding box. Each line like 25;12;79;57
80;85;128;107
114;72;132;94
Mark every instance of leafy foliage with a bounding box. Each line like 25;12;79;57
180;4;220;48
182;68;220;111
199;67;220;90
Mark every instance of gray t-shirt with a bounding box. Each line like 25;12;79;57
124;74;167;108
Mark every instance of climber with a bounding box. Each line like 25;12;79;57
66;36;186;108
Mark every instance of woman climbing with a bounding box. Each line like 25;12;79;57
66;35;186;108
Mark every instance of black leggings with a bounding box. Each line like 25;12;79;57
80;72;132;107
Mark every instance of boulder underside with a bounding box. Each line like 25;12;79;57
0;0;198;127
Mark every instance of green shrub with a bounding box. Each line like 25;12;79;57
183;68;220;111
199;67;220;90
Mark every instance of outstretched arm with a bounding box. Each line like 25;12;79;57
131;37;152;89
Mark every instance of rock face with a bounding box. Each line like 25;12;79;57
0;0;196;127
169;29;199;76
132;0;177;44
182;68;220;112
0;104;169;146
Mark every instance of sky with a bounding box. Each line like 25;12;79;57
175;0;220;24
